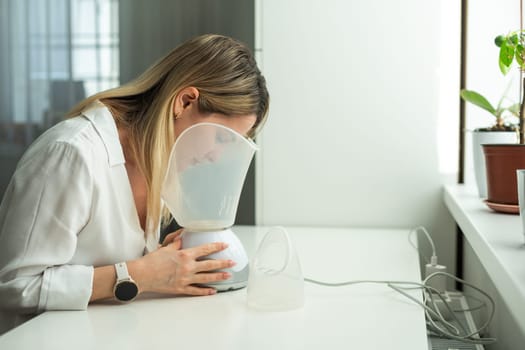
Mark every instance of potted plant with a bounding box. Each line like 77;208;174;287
480;29;525;213
460;89;519;198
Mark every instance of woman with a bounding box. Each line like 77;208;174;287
0;34;269;334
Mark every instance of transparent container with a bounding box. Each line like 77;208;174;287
161;122;258;230
247;227;304;311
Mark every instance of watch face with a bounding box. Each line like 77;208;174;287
115;280;139;302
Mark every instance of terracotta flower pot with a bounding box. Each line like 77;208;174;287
472;130;517;198
483;144;525;207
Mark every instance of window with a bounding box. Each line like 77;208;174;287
0;0;119;145
0;0;119;197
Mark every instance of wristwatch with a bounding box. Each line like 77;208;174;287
113;262;139;302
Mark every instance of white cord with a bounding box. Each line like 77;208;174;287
303;226;497;346
408;226;437;265
425;272;495;341
456;293;487;312
304;274;496;345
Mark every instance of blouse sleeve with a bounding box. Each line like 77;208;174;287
0;140;94;315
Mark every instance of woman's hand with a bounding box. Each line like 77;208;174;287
132;234;236;296
161;228;184;247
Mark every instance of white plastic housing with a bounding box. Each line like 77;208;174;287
181;228;249;272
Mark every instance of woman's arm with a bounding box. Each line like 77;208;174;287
90;238;235;301
0;141;94;314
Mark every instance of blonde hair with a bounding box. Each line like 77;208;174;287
67;34;269;235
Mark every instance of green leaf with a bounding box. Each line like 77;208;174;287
495;35;505;47
499;41;515;75
499;60;511;75
511;33;519;45
460;90;497;115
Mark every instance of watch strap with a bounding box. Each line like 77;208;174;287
115;262;131;282
113;262;139;302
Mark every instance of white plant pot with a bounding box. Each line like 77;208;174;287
472;130;517;198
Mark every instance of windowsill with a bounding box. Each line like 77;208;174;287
443;184;525;333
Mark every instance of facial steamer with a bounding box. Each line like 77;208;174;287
161;122;258;291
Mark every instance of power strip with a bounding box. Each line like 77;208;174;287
427;291;486;350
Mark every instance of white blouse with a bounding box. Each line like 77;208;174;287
0;102;159;334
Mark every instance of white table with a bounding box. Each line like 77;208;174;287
0;226;428;350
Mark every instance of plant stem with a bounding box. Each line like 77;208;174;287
516;0;525;145
521;76;525;143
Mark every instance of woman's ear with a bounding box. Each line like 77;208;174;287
173;87;200;116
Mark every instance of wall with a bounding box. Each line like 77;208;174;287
463;1;524;348
255;0;459;282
